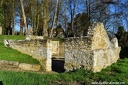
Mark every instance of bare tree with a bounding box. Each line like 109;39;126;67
67;0;78;37
20;10;23;35
20;0;28;35
43;0;49;37
12;0;15;35
50;0;59;38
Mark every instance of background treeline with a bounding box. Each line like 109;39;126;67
116;26;128;47
0;0;128;38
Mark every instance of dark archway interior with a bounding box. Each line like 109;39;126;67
52;59;65;73
0;81;3;85
120;47;128;59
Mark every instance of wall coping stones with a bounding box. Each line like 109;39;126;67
19;63;41;72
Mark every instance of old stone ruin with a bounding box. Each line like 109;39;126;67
64;23;120;72
4;22;120;72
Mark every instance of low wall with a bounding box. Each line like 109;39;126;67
5;39;48;71
7;40;47;60
5;39;62;71
0;60;40;72
6;39;64;59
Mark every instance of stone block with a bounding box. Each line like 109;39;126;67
0;60;19;66
46;58;52;71
19;63;40;71
4;40;9;47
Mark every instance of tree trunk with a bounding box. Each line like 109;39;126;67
20;11;23;35
43;0;49;37
50;0;59;38
36;15;40;35
70;0;77;37
3;5;8;35
20;0;28;35
12;0;15;35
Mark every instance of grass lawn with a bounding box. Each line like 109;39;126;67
0;35;25;41
0;35;39;64
0;58;128;85
0;42;39;64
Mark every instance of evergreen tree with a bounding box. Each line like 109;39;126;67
116;26;128;47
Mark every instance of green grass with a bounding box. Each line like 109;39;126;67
0;35;127;84
0;58;128;85
0;42;39;64
0;35;25;41
0;35;39;64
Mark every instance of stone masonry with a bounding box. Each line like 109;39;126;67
4;22;121;72
0;60;40;72
4;39;48;71
64;22;121;72
5;39;61;71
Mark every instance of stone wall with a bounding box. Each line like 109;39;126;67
59;42;65;58
93;47;120;72
7;40;47;60
5;39;48;71
5;39;63;71
52;41;65;59
4;22;121;72
64;22;121;72
64;37;93;71
0;60;40;72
